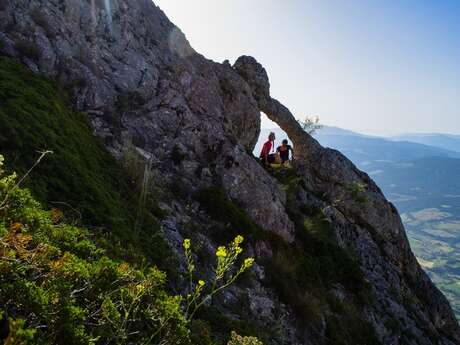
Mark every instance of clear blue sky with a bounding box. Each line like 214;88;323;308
154;0;460;136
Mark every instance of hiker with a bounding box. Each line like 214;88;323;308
260;132;276;165
276;139;294;165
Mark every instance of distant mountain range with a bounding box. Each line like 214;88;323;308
391;133;460;153
256;126;460;318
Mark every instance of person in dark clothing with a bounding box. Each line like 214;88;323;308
276;139;294;164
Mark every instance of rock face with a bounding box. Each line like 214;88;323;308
1;1;459;344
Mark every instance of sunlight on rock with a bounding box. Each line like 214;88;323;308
168;27;194;58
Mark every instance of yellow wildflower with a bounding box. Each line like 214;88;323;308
234;235;244;245
235;247;243;254
216;246;227;257
244;258;254;268
183;239;191;250
198;280;205;287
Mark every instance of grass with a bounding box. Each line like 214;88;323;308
0;56;175;275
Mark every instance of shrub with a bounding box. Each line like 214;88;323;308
347;181;368;205
0;156;190;345
298;116;322;135
227;331;263;345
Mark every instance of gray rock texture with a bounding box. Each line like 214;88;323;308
1;1;459;344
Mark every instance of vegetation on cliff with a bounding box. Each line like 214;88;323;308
196;170;381;344
0;155;189;344
0;56;174;274
0;56;262;344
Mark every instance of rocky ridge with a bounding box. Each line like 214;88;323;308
1;0;459;344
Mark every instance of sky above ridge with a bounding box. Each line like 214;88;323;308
154;0;460;136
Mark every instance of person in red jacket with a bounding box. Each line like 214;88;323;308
260;132;276;165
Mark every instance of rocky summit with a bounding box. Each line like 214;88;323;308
1;0;459;344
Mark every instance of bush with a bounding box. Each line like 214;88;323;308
347;182;368;205
0;156;190;345
227;331;263;345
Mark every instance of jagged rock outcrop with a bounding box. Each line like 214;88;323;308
0;0;294;242
1;1;459;344
234;56;460;342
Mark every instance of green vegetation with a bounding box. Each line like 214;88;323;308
194;188;265;242
269;167;379;343
227;332;263;345
0;154;263;345
0;156;189;345
347;181;368;205
0;56;174;274
404;209;460;319
0;56;265;345
0;55;126;227
192;307;262;345
298;115;323;135
194;167;380;344
182;236;254;321
0;148;262;345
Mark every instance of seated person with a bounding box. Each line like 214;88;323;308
276;139;294;164
260;132;276;165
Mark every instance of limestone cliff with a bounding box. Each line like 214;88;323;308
1;0;459;344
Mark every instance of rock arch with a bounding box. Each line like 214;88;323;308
233;56;322;166
233;55;406;249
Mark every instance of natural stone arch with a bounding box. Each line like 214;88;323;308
233;56;322;167
233;56;397;239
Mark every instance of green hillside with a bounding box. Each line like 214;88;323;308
0;56;174;272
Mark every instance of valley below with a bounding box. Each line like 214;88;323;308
369;158;460;319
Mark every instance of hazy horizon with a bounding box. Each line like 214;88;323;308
259;113;460;137
155;0;460;136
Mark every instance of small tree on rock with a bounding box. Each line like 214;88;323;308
298;116;322;135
